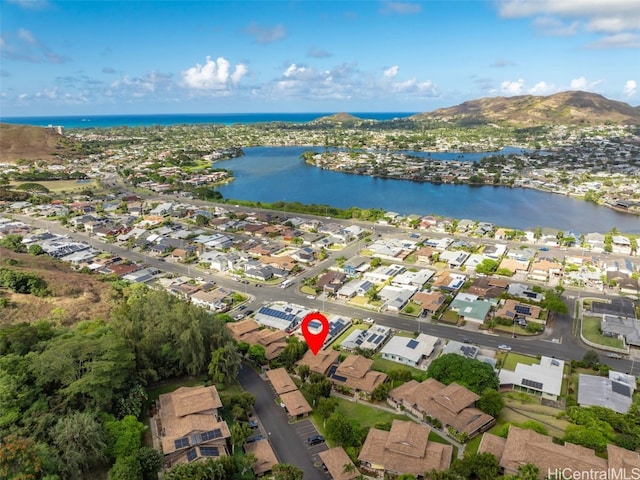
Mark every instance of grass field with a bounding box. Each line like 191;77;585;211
500;396;569;439
582;316;625;348
332;324;367;347
502;352;540;371
9;179;100;193
371;354;427;380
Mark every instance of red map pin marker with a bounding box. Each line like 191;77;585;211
301;312;329;355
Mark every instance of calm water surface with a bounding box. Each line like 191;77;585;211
217;147;640;233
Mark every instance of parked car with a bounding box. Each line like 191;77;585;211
607;353;623;359
462;336;472;344
363;317;375;324
307;435;325;446
497;344;512;351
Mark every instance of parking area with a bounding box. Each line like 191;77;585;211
592;297;636;318
291;418;330;474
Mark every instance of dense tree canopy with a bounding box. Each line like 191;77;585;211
426;354;500;394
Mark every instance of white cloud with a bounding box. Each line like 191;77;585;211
587;33;640;49
7;0;50;10
17;28;36;45
529;81;556;95
532;17;579;36
181;56;248;91
500;78;525;95
570;76;602;91
383;66;399;78
498;0;640;47
244;23;286;44
623;79;637;97
379;2;422;15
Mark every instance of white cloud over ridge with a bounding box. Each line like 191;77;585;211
181;56;248;91
624;80;637;97
498;0;640;48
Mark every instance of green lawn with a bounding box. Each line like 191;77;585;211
333;324;367;347
465;421;506;455
371;354;427;380
401;300;423;317
440;309;459;324
502;352;540;371
582;316;625;348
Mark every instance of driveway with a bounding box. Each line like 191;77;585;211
238;365;326;480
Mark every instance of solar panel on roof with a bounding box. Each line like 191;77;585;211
611;381;631;398
515;305;531;315
186;448;197;462
369;335;378;343
407;339;419;349
521;378;543;390
174;437;190;449
374;336;383;344
332;374;347;382
201;429;222;441
191;433;202;445
200;446;219;457
524;291;536;298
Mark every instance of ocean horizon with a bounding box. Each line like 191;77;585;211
0;112;418;129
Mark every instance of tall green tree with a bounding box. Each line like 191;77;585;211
208;343;241;384
272;463;304;480
51;411;108;480
427;354;499;394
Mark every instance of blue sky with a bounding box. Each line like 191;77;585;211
1;0;639;116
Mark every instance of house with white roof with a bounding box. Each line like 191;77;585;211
499;356;565;400
439;250;470;269
380;333;439;368
363;264;406;283
337;279;374;299
254;303;311;331
392;268;435;288
378;285;417;312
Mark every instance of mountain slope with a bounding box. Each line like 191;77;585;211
0;123;80;164
411;91;640;126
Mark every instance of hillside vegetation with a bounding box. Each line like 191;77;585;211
410;91;640;126
0;123;82;164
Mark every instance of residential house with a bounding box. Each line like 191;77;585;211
495;299;545;326
358;420;452;477
341;325;391;352
506;283;544;302
265;368;298;396
497;258;530;275
279;390;312;419
378;285;417;312
600;315;640;350
411;291;446;317
254;303;310;331
328;355;387;394
478;426;640;479
244;439;278;477
449;293;493;324
155;386;230;466
317;271;347;294
226;319;288;360
439;250;470;269
343;257;370;277
612;235;632;255
190;290;228;313
388;378;495;439
415;246;436;263
432;271;466;292
577;372;635;414
336;279;374;299
363;264;406;284
297;349;340;375
528;259;563;282
392;268;435;288
467;277;508;299
318;447;359;480
380;333;439;368
499;356;564;400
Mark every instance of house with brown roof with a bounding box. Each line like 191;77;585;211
411;291;446;316
329;355;388;394
244;439;278;477
317;271;347;294
318;447;359;480
156;386;231;466
528;259;563;282
358;420;452;477
498;258;530;275
415;246;436;263
297;348;340;375
226;319;288;360
279;389;312;419
466;276;508;299
388;378;494;439
495;299;545;326
258;254;296;272
478;426;640;479
265;367;297;396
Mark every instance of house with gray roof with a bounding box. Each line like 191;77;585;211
600;315;640;349
381;333;439;368
578;373;633;414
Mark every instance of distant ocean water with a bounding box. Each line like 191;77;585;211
0;112;417;129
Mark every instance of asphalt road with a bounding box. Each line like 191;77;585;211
238;365;326;480
15;213;640;376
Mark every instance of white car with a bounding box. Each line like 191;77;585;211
306;295;316;300
363;317;375;324
497;344;512;351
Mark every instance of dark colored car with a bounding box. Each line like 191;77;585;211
307;434;325;446
462;336;471;343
